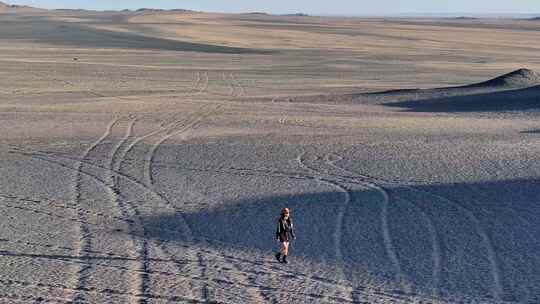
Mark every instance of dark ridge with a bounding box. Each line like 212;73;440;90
282;13;310;17
452;16;478;20
367;88;422;95
290;69;540;107
468;68;540;88
528;17;540;20
0;1;41;10
521;129;540;134
241;12;270;16
354;69;540;104
135;8;194;13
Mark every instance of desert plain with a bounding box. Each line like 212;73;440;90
1;3;540;303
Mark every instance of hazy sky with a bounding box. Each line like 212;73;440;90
10;0;540;15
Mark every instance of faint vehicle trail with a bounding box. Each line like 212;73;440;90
416;188;503;301
15;113;197;303
10;149;274;302
388;194;442;297
0;193;133;224
326;152;502;301
298;150;413;301
107;116;153;304
191;71;201;95
221;72;245;97
19;150;205;302
223;72;235;96
229;73;246;96
302;153;400;276
326;152;442;296
194;71;209;96
0;277;202;303
71;116;120;304
140;104;269;303
296;151;356;303
142;105;217;187
139;107;216;302
15;118;151;303
324;154;407;284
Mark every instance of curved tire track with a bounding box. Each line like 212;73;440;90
326;153;502;301
71;116;120;303
296;151;357;303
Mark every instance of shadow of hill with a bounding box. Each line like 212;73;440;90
361;69;540;104
140;177;540;301
383;85;540;112
0;17;270;54
292;69;540;106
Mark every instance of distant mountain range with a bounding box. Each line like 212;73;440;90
0;2;538;19
0;1;44;12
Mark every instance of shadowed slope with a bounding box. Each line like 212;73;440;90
359;68;540;104
384;85;540;112
0;15;270;54
290;69;540;106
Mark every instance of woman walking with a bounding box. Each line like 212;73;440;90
275;207;295;264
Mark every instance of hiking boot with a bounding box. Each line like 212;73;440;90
282;255;288;264
275;252;281;262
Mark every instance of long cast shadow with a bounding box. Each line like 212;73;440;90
384;85;540;112
139;177;540;302
0;17;270;54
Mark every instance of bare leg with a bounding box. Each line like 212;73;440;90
282;242;289;255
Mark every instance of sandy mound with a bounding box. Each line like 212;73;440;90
344;69;540;105
471;68;540;88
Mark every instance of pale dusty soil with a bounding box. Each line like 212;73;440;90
0;10;540;304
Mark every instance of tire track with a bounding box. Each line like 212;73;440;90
323;154;406;285
298;150;417;301
0;277;204;303
12;146;409;302
141;103;270;303
326;153;502;301
415;187;503;301
326;153;440;295
107;117;151;304
113;108;219;302
141;104;246;303
189;71;201;95
387;194;442;297
71;116;120;304
296;151;355;303
223;72;235;97
230;73;246;97
0;237;172;264
18;150;200;302
143;106;217;188
14;141;191;303
8;149;336;302
0;193;134;224
193;71;209;96
221;72;245;98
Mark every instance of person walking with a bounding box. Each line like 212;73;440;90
275;207;295;264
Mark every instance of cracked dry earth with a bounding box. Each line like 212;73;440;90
1;9;540;304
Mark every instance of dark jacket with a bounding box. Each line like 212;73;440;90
276;217;295;242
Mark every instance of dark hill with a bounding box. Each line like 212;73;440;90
469;68;540;88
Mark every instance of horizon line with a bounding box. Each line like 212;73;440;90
4;1;540;18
